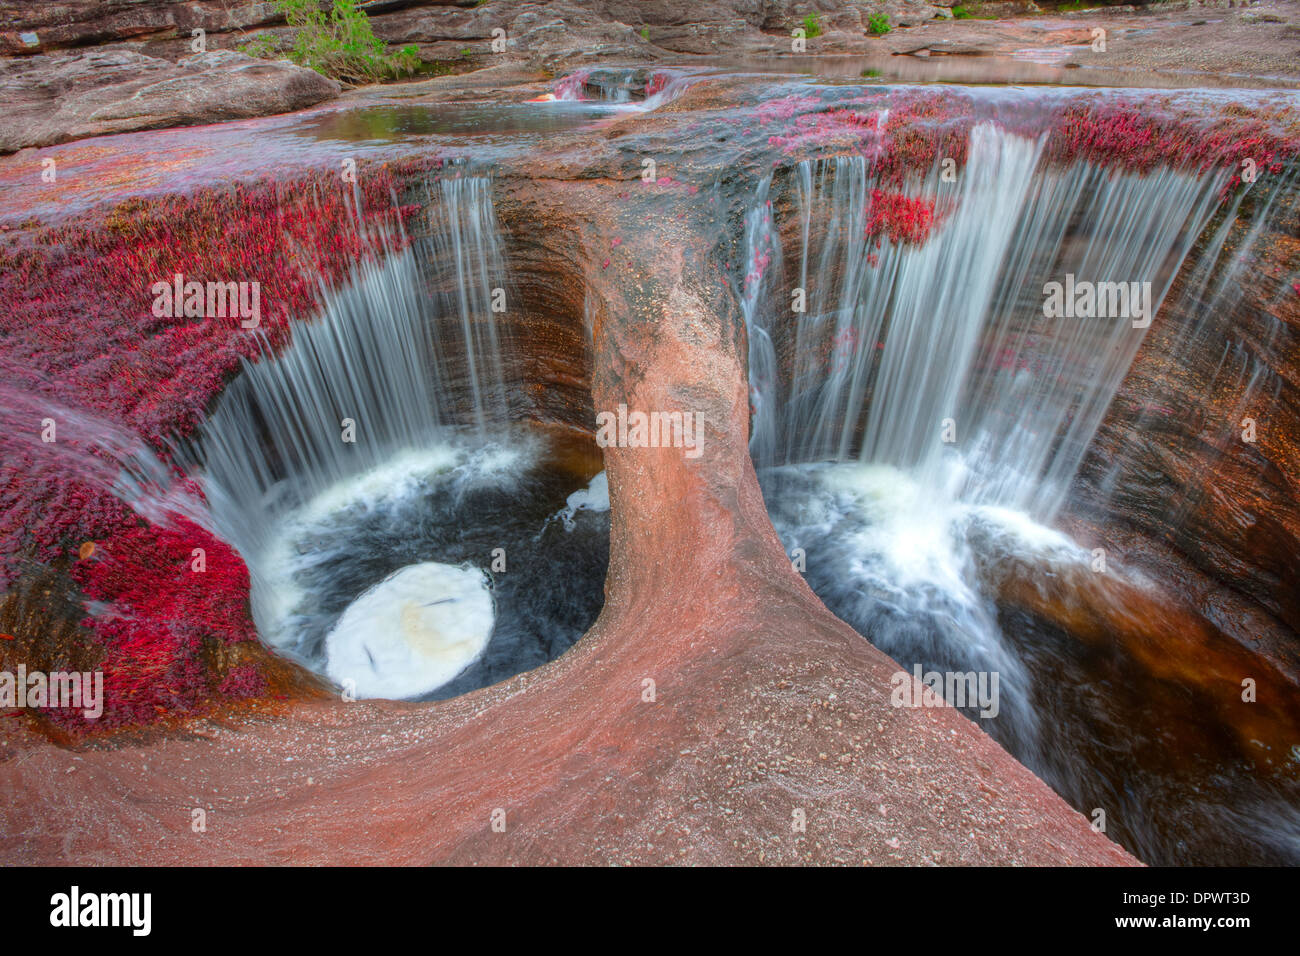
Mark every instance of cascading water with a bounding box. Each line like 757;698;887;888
1096;161;1300;533
198;176;512;565
741;117;1298;863
424;176;512;433
193;174;607;700
553;67;696;111
749;121;1224;515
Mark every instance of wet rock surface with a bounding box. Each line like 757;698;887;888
0;147;1136;865
0;48;339;153
4;2;1300;154
1067;180;1300;679
2;9;1297;866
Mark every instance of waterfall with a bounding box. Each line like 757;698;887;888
743;114;1300;864
423;175;512;433
744;118;1237;774
1104;162;1300;530
746;121;1226;521
194;174;516;653
740;175;783;463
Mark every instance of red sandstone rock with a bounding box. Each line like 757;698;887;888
0;48;339;153
0;194;1136;863
0;140;1138;863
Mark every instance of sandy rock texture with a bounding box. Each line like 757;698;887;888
0;154;1139;865
0;48;339;153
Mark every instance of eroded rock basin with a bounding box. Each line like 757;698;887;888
2;62;1298;866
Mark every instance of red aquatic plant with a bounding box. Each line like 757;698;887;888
758;88;1297;201
0;162;420;729
66;517;255;727
864;189;937;246
554;69;591;101
1044;100;1296;197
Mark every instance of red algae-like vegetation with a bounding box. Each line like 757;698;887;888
0;163;423;729
864;189;937;246
69;518;258;725
737;87;1299;291
755;87;1299;209
1043;99;1298;198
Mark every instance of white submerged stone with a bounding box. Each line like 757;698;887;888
324;562;495;699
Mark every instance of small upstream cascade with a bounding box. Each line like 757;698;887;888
741;120;1299;863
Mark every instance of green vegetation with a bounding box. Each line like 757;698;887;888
239;33;280;59
861;67;882;78
641;26;650;40
802;13;823;39
952;4;996;19
240;0;420;86
868;13;891;35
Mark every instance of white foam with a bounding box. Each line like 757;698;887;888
248;437;536;650
296;446;461;523
817;462;974;598
550;470;609;532
324;562;495;699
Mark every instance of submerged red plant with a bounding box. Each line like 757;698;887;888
1044;100;1295;197
554;69;591;101
757;87;1297;202
864;189;936;246
68;518;255;726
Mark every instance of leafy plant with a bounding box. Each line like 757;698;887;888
802;13;823;39
641;26;650;40
861;67;882;78
952;5;973;18
246;0;421;86
868;13;891;35
238;33;281;59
